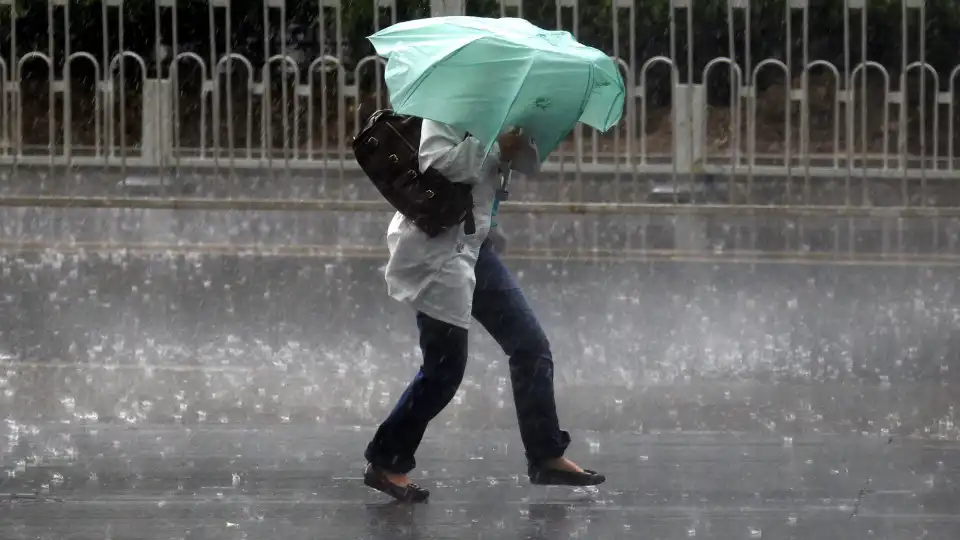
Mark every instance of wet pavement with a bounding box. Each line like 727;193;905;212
4;163;960;207
3;424;960;539
1;249;960;538
2;251;960;433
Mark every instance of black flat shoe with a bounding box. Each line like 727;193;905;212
528;464;606;486
363;463;430;503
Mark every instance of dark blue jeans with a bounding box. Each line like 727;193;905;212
364;240;571;474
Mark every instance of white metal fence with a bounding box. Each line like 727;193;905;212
0;0;958;205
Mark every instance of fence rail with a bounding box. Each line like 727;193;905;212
0;1;958;207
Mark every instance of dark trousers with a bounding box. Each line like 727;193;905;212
364;240;571;474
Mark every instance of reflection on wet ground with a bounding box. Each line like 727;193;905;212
2;252;959;433
3;425;960;540
2;251;960;538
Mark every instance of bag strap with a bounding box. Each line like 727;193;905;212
460;131;476;236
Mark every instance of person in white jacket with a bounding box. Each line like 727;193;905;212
362;119;605;502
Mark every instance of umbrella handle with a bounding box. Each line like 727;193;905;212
498;161;511;200
492;161;511;228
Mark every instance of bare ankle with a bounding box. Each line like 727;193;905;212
384;472;410;486
543;457;584;473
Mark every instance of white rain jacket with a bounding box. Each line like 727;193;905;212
383;119;539;329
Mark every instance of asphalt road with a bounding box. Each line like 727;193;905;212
2;425;959;540
1;250;959;539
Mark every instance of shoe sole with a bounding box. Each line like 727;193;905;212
528;469;606;487
363;469;430;503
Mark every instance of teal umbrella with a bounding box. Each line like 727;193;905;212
367;16;625;162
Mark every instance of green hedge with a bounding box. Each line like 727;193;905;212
3;0;959;96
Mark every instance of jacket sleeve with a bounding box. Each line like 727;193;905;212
418;119;492;185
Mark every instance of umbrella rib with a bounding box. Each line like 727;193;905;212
575;64;595;124
385;37;484;111
372;20;626;150
501;55;538;135
590;63;625;131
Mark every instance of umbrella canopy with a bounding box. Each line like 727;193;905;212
367;16;625;162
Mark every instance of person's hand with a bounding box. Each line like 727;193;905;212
497;128;526;161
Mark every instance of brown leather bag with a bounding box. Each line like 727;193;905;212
351;110;475;237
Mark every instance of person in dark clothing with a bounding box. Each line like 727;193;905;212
361;120;604;502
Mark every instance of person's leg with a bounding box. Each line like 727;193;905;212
364;312;468;476
471;242;604;485
471;241;598;482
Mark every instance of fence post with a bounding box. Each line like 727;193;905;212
672;83;708;251
140;78;173;167
431;0;465;16
673;84;705;172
